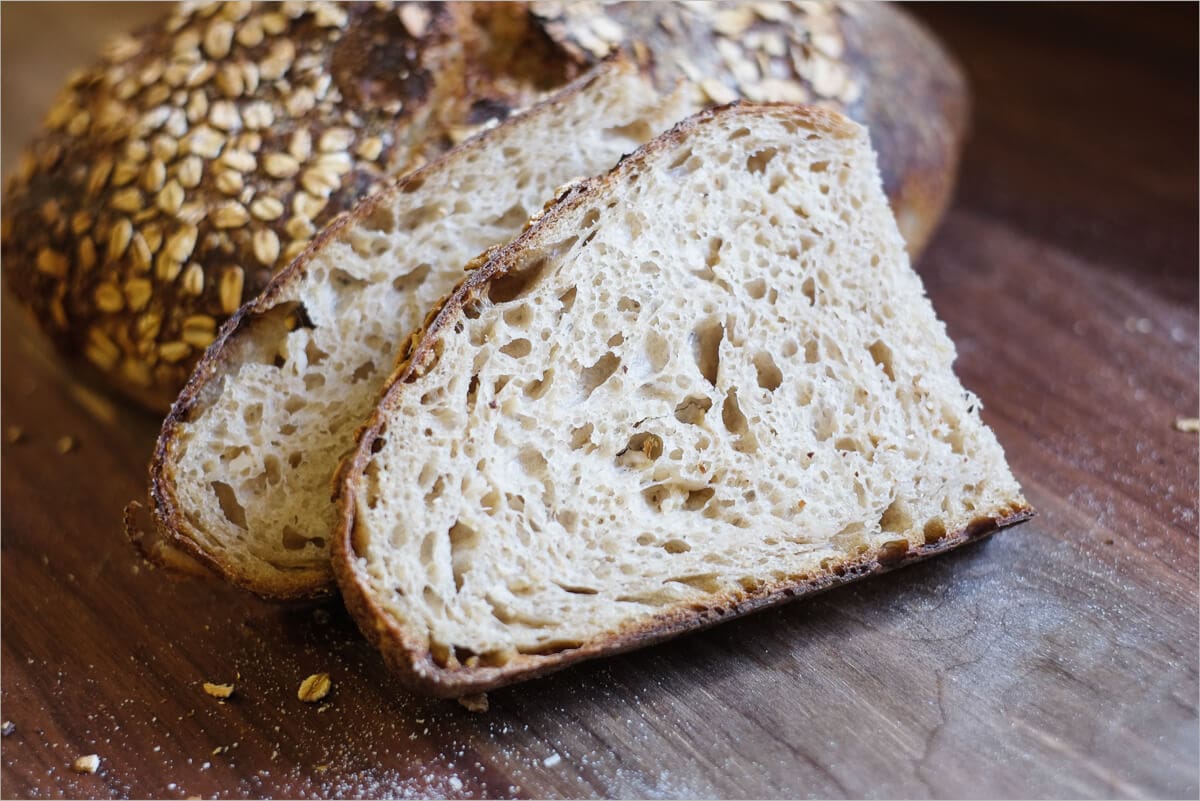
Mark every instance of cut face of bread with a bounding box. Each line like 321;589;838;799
150;57;690;599
334;104;1032;697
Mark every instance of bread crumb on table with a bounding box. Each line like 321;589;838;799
1173;417;1200;433
72;754;101;774
202;682;234;699
457;693;488;713
56;435;77;454
543;753;562;768
298;672;331;703
5;426;23;444
1;720;14;737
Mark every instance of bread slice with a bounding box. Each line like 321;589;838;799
332;103;1033;697
149;57;690;599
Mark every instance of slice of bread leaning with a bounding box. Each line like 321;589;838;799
150;56;690;599
333;103;1034;697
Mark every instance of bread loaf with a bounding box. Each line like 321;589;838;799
332;103;1029;697
150;57;688;598
2;1;968;412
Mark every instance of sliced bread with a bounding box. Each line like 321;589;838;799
333;103;1033;697
149;56;690;599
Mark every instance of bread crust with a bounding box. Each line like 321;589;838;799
331;104;1032;698
148;56;643;600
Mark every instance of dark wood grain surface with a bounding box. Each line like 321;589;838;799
2;3;1197;799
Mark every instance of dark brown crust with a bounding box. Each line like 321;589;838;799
330;103;1032;698
149;56;643;601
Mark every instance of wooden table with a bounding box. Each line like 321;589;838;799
2;4;1197;798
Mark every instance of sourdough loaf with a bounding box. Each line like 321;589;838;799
2;1;967;412
150;57;688;598
332;103;1030;697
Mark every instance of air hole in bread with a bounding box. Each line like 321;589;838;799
804;340;819;363
721;389;758;453
362;460;381;510
558;286;577;313
304;373;325;391
517;447;548;479
242;403;263;425
449;520;479;592
361;203;395;233
392;263;431;294
493;202;528;229
754;351;783;391
705;237;723;269
674;395;712;425
400;203;447;230
800;276;816;305
569;423;594;451
923;518;948;544
810;160;829;173
522;639;584;656
281;525;322;551
555;509;577;532
745;277;767;299
645;330;669;372
616;432;663;468
500;338;532;358
370;436;386;454
604;117;654;143
211;481;247;529
303;339;329;368
501;306;530;330
582;208;600;228
880;499;913;534
554;582;599;595
523;369;552;400
425;475;446;505
662;539;691;554
692;318;723;387
667;574;720;593
868;340;895;381
351;360;376;383
287;452;302;469
728;127;750;140
580;352;620;398
667;147;692;171
617;296;640;313
747;147;777;174
349;231;390;259
685;487;715;511
488;257;549;304
330;268;368;300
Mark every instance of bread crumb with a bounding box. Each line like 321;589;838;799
5;426;23;444
543;753;562;767
202;682;234;699
448;776;463;791
1174;417;1200;433
298;672;331;703
56;435;77;454
72;754;101;774
457;693;488;713
1;720;14;737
